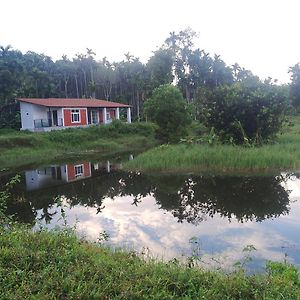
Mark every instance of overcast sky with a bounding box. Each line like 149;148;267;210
1;0;300;83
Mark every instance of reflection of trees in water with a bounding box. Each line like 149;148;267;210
154;175;291;224
2;171;292;225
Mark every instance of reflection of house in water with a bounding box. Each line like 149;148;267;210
26;162;91;191
25;160;118;191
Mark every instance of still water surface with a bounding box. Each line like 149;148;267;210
1;156;300;272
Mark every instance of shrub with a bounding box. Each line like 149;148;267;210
197;82;288;145
144;84;192;143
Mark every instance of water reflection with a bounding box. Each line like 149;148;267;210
1;160;300;269
2;166;294;225
3;170;292;225
154;175;291;224
25;161;116;191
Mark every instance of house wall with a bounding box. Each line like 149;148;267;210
49;107;63;125
20;102;47;130
109;109;115;119
20;102;63;130
20;102;33;130
25;166;67;191
20;102;129;131
66;162;91;182
63;108;87;127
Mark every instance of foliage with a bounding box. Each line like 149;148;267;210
0;103;20;129
146;48;174;91
163;29;236;101
0;122;158;169
0;175;20;224
289;62;300;111
196;81;288;145
125;115;300;173
144;84;192;143
0;226;300;299
0;29;260;125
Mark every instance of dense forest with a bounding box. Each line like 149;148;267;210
1;28;300;128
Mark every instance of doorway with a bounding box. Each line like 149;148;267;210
52;110;58;126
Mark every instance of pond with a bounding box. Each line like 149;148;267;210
1;155;300;272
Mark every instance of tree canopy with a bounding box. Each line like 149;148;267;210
144;84;191;143
289;63;300;111
196;81;288;144
0;28;298;141
0;29;253;121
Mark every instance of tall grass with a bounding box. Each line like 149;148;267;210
125;116;300;174
0;226;299;299
0;121;158;169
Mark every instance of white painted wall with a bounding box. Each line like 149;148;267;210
103;107;107;124
20;102;63;130
20;102;47;130
20;102;34;130
25;166;67;191
116;107;120;120
127;107;132;123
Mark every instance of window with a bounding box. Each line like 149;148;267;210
71;109;80;123
74;164;83;178
106;111;110;120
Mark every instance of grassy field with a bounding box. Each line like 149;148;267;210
1;226;299;299
125;116;300;174
0;121;157;170
2;116;300;174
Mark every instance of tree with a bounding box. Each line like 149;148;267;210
196;82;288;145
289;63;300;111
144;84;191;143
146;48;174;91
164;28;198;102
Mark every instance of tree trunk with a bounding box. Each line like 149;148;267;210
82;69;87;97
75;74;79;98
64;74;68;98
136;90;140;121
186;85;191;103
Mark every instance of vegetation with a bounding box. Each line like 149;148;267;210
196;81;288;145
289;63;300;111
0;226;299;299
145;84;191;142
0;121;157;170
3;169;292;226
0;29;265;128
125;115;300;174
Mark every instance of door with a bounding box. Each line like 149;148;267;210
91;110;98;124
52;110;58;126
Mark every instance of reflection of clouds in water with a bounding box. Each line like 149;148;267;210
35;176;300;270
284;174;300;199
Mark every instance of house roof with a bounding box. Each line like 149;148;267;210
17;98;131;108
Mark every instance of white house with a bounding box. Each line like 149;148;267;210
18;98;132;132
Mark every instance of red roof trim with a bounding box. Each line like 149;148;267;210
17;98;131;108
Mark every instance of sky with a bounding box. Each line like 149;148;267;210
37;176;300;268
1;0;300;83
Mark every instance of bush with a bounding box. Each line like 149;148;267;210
0;103;20;129
144;84;192;143
197;82;288;145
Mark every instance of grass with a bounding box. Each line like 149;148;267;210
0;226;300;299
0;121;158;170
125;116;300;174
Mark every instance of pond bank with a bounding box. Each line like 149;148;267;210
1;226;299;299
125;116;300;174
0;121;157;170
